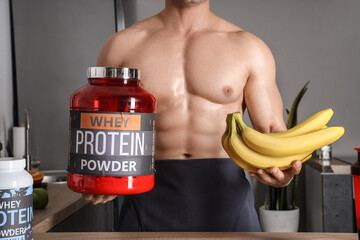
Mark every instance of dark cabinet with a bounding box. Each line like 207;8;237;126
49;196;123;232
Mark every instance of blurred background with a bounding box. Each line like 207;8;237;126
0;0;359;232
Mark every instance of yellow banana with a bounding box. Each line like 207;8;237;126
222;115;258;172
234;113;345;157
226;114;312;171
266;108;333;137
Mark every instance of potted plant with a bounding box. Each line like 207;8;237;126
259;81;309;232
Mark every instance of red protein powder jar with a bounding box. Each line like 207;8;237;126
67;67;156;195
352;148;360;238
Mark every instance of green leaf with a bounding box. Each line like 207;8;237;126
265;81;310;210
286;80;309;129
288;80;309;209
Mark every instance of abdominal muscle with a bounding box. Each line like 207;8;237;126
117;19;248;160
154;94;243;160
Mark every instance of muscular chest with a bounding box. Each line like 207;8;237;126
124;33;248;105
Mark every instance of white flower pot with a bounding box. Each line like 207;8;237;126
259;205;300;232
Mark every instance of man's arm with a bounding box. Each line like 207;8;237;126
97;32;126;67
242;32;301;187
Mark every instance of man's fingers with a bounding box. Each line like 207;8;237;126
269;167;285;182
82;193;93;201
249;161;303;187
82;194;116;205
249;172;270;186
102;195;117;203
249;168;291;188
290;160;302;175
253;169;276;186
89;195;103;205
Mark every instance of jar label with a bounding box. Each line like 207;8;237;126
0;186;33;240
68;110;156;177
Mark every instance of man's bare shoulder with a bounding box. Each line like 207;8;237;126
213;17;275;77
230;29;271;55
97;15;161;66
230;29;275;70
213;16;272;55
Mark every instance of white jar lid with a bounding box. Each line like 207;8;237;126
0;157;25;170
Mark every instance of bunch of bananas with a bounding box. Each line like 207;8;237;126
221;109;345;172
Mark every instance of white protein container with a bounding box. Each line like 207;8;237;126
0;157;33;240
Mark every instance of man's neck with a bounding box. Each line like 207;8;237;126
160;0;216;35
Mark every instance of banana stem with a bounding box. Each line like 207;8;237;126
233;113;247;132
230;115;238;135
225;114;232;134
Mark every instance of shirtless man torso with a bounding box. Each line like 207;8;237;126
100;1;284;158
84;0;302;230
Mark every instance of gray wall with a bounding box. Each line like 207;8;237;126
122;0;360;232
217;0;360;162
11;0;359;232
215;0;360;232
13;0;115;169
0;0;13;157
14;0;359;168
124;0;360;161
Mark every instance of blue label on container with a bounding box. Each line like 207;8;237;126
0;186;33;240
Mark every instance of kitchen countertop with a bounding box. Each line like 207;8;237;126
33;183;357;239
33;182;88;232
33;232;357;239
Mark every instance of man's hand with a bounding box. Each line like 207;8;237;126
82;194;117;205
249;160;302;187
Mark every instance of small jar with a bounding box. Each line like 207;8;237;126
0;157;33;240
67;67;157;195
316;144;332;160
